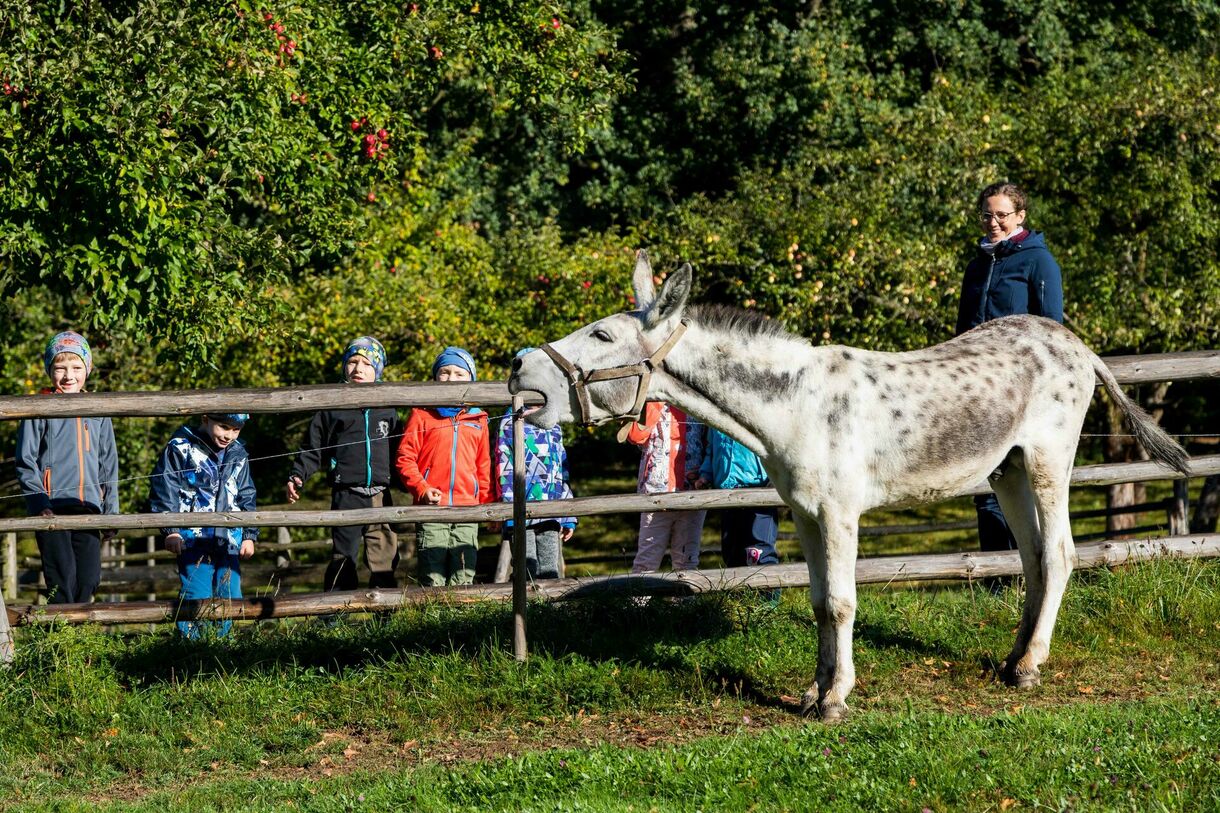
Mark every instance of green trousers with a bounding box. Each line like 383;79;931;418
416;522;479;587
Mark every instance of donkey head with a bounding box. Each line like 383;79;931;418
508;251;692;428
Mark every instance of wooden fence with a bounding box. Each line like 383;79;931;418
0;348;1217;661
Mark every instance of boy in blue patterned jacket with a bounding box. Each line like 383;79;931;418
150;413;258;638
495;348;576;580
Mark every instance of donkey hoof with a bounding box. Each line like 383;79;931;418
1014;671;1041;689
799;689;819;718
819;702;850;724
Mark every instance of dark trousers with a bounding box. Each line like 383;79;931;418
973;493;1018;552
36;529;101;604
325;489;400;591
720;507;780;567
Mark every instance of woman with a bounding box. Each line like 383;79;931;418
957;182;1064;560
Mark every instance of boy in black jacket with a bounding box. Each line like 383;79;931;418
287;337;402;590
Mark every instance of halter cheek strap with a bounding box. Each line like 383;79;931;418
539;319;689;431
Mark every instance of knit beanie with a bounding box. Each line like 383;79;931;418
44;331;93;376
431;346;477;381
343;336;387;381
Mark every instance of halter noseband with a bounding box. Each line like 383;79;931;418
539;319;689;430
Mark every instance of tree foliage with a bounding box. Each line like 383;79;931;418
0;0;626;365
1;1;1218;512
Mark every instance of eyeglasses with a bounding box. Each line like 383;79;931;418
978;210;1016;223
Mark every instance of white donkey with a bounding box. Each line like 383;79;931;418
509;252;1190;722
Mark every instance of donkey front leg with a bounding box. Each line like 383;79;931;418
793;513;832;717
812;512;860;722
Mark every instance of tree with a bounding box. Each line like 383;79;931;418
0;1;626;367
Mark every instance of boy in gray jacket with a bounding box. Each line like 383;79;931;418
15;332;119;604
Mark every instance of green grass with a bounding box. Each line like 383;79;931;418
1;559;1218;810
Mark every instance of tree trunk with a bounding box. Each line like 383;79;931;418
1104;382;1170;534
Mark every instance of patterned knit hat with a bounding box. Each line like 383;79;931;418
44;331;93;376
431;346;477;381
343;336;387;381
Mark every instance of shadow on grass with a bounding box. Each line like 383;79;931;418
104;591;753;688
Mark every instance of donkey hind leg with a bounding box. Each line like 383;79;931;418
989;463;1044;687
1013;452;1076;687
792;513;832;718
995;449;1073;683
809;512;860;723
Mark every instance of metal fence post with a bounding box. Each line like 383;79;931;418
511;394;528;661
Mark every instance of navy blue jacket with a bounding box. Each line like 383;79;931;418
290;407;400;491
956;230;1064;335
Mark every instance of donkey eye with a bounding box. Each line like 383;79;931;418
592;328;613;342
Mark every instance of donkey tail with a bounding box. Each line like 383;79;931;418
1092;356;1190;476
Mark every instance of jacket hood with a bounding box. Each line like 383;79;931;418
175;424;249;462
978;229;1048;258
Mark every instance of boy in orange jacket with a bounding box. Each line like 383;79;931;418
396;347;491;586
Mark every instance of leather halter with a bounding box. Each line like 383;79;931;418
539;319;689;431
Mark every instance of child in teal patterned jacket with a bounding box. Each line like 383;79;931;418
495;349;576;579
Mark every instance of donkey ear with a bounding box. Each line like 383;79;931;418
643;263;692;329
632;250;656;310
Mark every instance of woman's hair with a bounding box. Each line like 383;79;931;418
977;182;1028;214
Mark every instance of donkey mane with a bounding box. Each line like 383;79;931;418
686;303;799;342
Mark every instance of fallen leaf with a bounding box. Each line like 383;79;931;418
1001;798;1016;810
1077;685;1095;694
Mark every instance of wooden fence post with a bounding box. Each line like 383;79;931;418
494;538;512;584
145;535;157;602
276;526;292;569
511;395;528;662
3;533;16;601
1168;479;1190;536
0;588;13;665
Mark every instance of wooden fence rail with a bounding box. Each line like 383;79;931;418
7;533;1217;626
0;349;1214;421
0;349;1216;649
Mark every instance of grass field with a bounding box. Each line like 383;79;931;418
2;557;1217;811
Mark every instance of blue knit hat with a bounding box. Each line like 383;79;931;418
432;346;477;381
44;331;92;376
206;413;250;428
343;336;387;381
514;347;537;359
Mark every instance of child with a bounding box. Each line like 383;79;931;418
395;346;491;587
691;425;780;570
495;348;576;580
625;402;704;573
287;336;402;590
15;331;119;604
150;413;257;638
